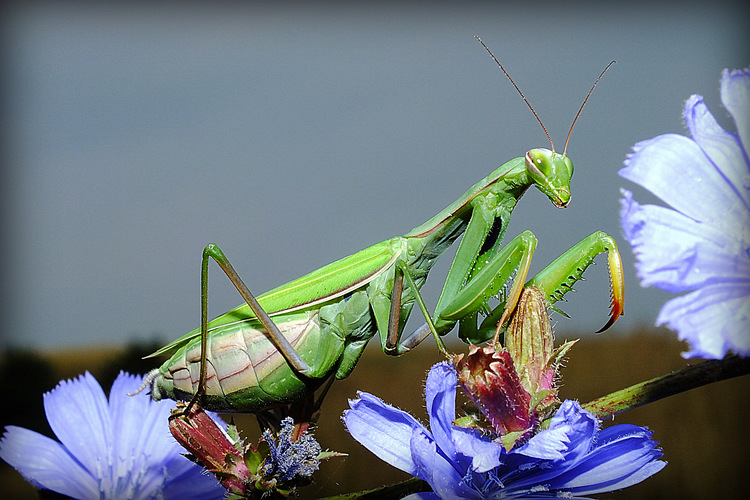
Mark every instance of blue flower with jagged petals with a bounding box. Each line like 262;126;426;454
0;372;225;499
619;67;750;359
344;362;665;499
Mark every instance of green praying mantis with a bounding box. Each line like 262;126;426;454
142;39;623;413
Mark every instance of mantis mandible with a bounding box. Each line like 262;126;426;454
142;38;623;413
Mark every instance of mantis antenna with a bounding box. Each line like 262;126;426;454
475;35;615;155
475;35;555;151
563;60;615;155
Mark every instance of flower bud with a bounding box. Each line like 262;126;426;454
454;345;536;447
454;287;577;449
505;286;558;409
168;403;252;496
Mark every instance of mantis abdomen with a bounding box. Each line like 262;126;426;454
153;291;378;412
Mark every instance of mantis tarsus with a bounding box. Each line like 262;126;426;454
143;39;623;413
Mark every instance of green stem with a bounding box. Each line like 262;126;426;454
319;477;430;500
580;354;750;420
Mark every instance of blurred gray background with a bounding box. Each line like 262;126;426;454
1;1;747;351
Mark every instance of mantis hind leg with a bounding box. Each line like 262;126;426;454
186;243;313;414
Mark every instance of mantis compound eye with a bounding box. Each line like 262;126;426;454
561;155;574;179
525;148;564;178
525;150;546;178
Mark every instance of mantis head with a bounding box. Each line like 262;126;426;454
474;36;614;211
525;148;573;209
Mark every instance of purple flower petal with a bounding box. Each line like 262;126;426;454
410;427;480;499
0;372;225;499
657;283;750;358
425;362;458;461
721;68;750;155
517;422;571;460
451;426;501;473
685;95;750;215
621;133;739;223
552;426;666;495
620;189;744;292
519;400;596;461
343;392;424;477
43;372;112;475
108;373;207;499
0;426;97;498
345;365;664;498
620;66;750;359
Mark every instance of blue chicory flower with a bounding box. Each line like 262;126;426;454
344;362;665;499
0;371;225;499
619;67;750;359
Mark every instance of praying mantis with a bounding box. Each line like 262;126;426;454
143;39;623;413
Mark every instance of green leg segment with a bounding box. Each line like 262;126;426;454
402;231;624;349
526;231;624;333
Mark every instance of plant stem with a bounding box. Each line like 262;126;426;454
319;477;430;500
581;355;750;420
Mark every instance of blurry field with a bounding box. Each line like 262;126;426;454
1;330;747;499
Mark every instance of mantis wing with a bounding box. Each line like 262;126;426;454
149;237;405;357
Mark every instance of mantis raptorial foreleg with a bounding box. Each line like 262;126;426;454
436;232;537;330
398;230;625;351
525;230;624;332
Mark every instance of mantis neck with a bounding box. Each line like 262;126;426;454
404;156;531;274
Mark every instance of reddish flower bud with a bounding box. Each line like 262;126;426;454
453;287;578;449
168;403;253;496
453;345;536;446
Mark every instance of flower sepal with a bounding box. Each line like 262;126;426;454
453;409;491;432
499;429;530;452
